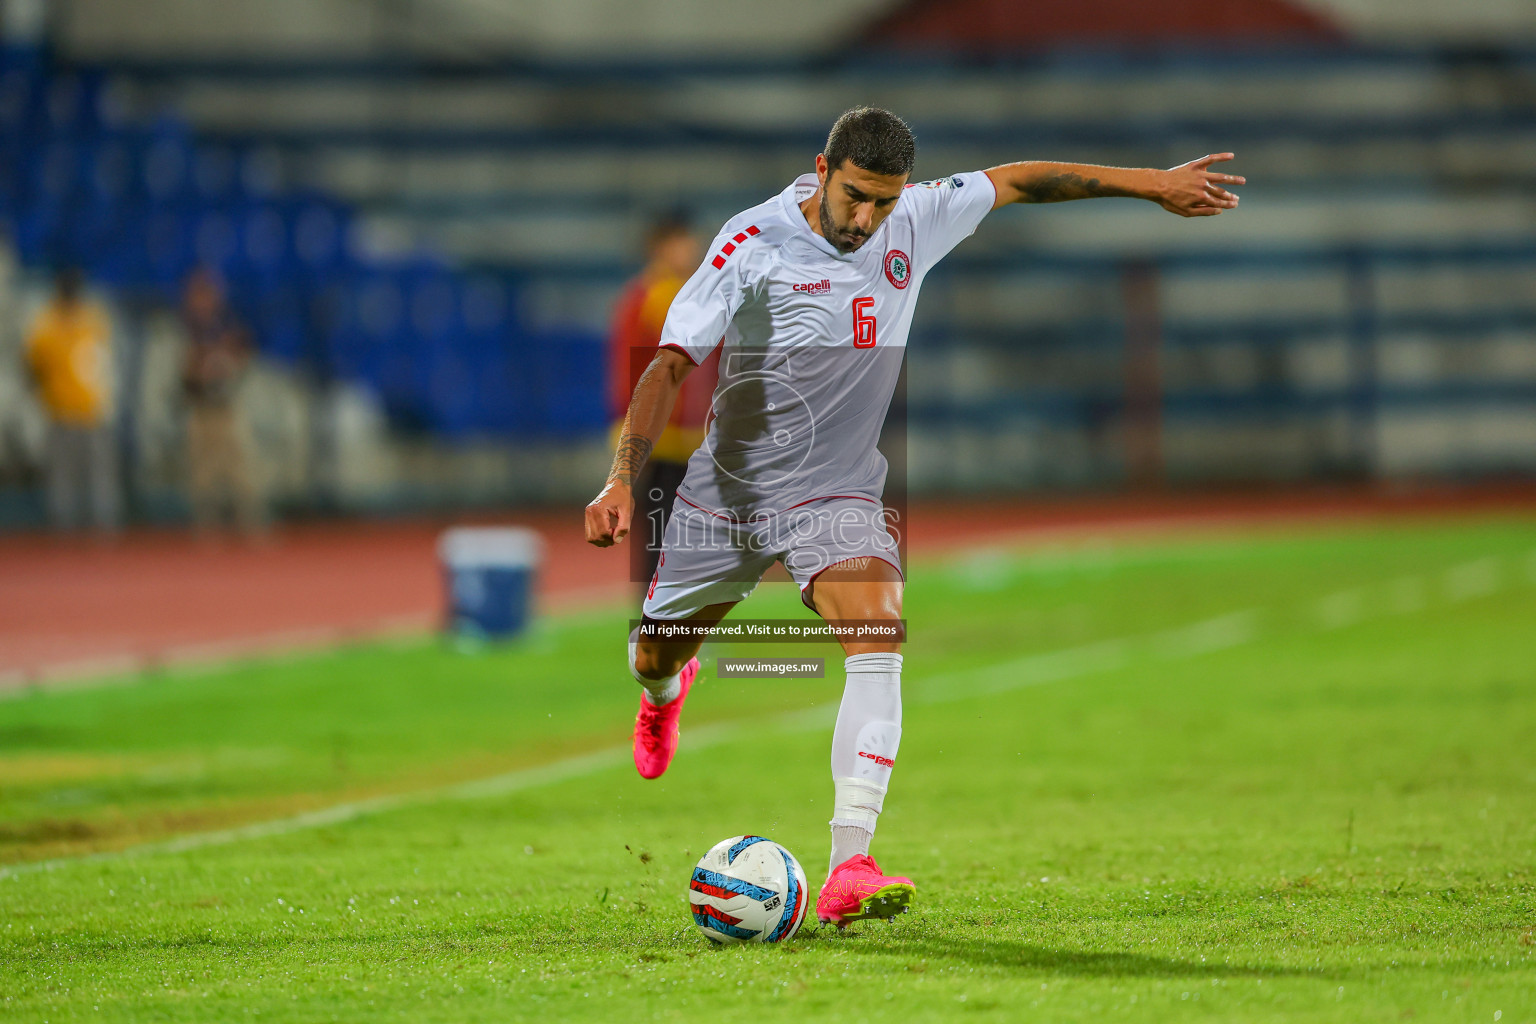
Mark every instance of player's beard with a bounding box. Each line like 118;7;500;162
819;189;869;254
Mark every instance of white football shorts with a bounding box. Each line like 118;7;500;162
640;495;903;621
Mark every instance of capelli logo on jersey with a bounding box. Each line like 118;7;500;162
858;751;895;768
792;279;832;295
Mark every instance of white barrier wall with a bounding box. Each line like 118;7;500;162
56;0;895;58
1305;0;1536;43
53;0;1536;58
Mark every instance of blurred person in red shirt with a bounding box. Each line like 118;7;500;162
609;212;720;592
181;268;264;537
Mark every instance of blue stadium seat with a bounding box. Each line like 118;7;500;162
141;132;194;203
2;51;546;443
249;282;311;364
192;145;242;204
291;199;347;273
138;206;198;293
0;64;38;136
527;331;607;438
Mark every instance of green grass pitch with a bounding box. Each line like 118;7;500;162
2;515;1534;1021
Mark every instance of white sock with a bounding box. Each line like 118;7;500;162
830;824;872;871
629;630;682;706
829;651;902;875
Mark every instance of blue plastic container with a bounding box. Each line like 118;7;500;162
439;527;543;642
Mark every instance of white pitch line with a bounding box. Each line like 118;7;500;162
8;549;1526;880
1387;575;1428;616
3;607;1268;881
1315;589;1365;630
2;745;648;880
1152;610;1259;659
0;717;803;881
916;637;1131;705
1444;557;1501;603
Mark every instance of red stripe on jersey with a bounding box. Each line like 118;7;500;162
711;226;758;269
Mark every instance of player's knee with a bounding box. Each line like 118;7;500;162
633;643;686;681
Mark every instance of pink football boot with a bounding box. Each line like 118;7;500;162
816;854;916;928
631;657;699;779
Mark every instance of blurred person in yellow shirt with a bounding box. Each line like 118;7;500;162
24;268;119;533
607;213;719;594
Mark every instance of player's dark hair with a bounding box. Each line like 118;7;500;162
824;107;915;178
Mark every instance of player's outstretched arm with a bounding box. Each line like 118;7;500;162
584;347;695;547
984;154;1244;217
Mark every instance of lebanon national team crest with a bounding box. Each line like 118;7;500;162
884;249;911;290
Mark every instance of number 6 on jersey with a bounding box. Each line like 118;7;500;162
853;296;877;348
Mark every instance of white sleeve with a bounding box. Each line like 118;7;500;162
904;170;996;263
656;224;763;365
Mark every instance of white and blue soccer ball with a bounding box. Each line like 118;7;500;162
688;835;808;944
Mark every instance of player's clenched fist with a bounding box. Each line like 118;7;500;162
585;478;634;547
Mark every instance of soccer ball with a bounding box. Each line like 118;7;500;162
688;835;808;944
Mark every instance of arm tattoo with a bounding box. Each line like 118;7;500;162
610;352;682;485
1020;172;1132;203
610;433;653;487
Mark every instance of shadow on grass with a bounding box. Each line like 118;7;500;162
825;930;1315;980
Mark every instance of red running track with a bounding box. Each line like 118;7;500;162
3;485;1534;685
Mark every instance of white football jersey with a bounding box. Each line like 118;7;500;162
659;169;995;519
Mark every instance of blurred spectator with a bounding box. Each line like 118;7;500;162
0;230;27;481
181;268;264;536
608;212;719;589
0;230;15;363
24;267;120;534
